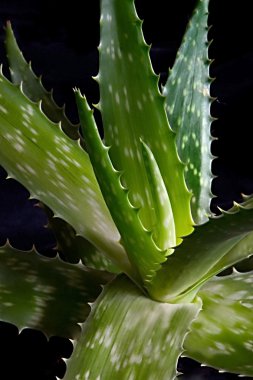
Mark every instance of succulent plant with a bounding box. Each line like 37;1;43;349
0;0;253;379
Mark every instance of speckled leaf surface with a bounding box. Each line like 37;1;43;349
148;200;253;302
163;0;212;224
64;275;201;380
5;22;80;140
4;24;109;273
185;272;253;376
99;0;193;243
76;91;165;286
0;243;111;338
0;73;133;277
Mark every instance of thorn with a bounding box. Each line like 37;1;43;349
92;74;100;83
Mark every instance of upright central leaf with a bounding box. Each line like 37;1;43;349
99;0;193;243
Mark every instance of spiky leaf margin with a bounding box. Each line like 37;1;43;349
99;0;193;244
5;21;80;140
0;72;134;278
163;0;213;224
76;91;166;286
185;271;253;376
0;242;112;338
64;275;201;380
149;199;253;302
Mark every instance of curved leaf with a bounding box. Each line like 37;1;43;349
64;275;201;380
185;271;253;376
0;243;112;338
148;199;253;302
163;0;213;224
0;73;134;278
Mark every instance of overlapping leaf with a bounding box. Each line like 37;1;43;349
42;204;121;273
163;0;213;224
185;271;253;376
0;243;112;338
99;0;193;245
0;73;134;278
5;23;110;272
64;275;201;380
76;91;165;285
148;199;253;302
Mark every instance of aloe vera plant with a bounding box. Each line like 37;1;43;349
0;0;253;378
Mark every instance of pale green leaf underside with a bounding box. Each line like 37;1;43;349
5;22;80;140
185;271;253;376
0;73;133;277
163;0;212;224
76;91;165;285
99;0;193;242
64;275;201;380
148;200;253;302
0;243;111;338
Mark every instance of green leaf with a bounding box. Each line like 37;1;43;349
140;140;176;251
99;0;193;242
5;23;108;273
163;0;212;224
185;271;253;376
42;204;121;273
148;200;253;302
0;73;134;278
75;91;166;286
5;22;80;140
64;275;201;380
0;243;111;338
203;230;253;280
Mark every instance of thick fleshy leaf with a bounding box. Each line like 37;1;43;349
0;73;134;278
4;24;108;274
99;0;193;242
64;275;201;380
76;91;165;285
0;243;112;338
148;199;253;302
5;22;80;140
163;0;213;224
185;271;253;376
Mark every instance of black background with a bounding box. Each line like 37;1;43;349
0;0;253;379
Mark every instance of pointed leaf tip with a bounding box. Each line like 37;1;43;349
163;0;212;224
